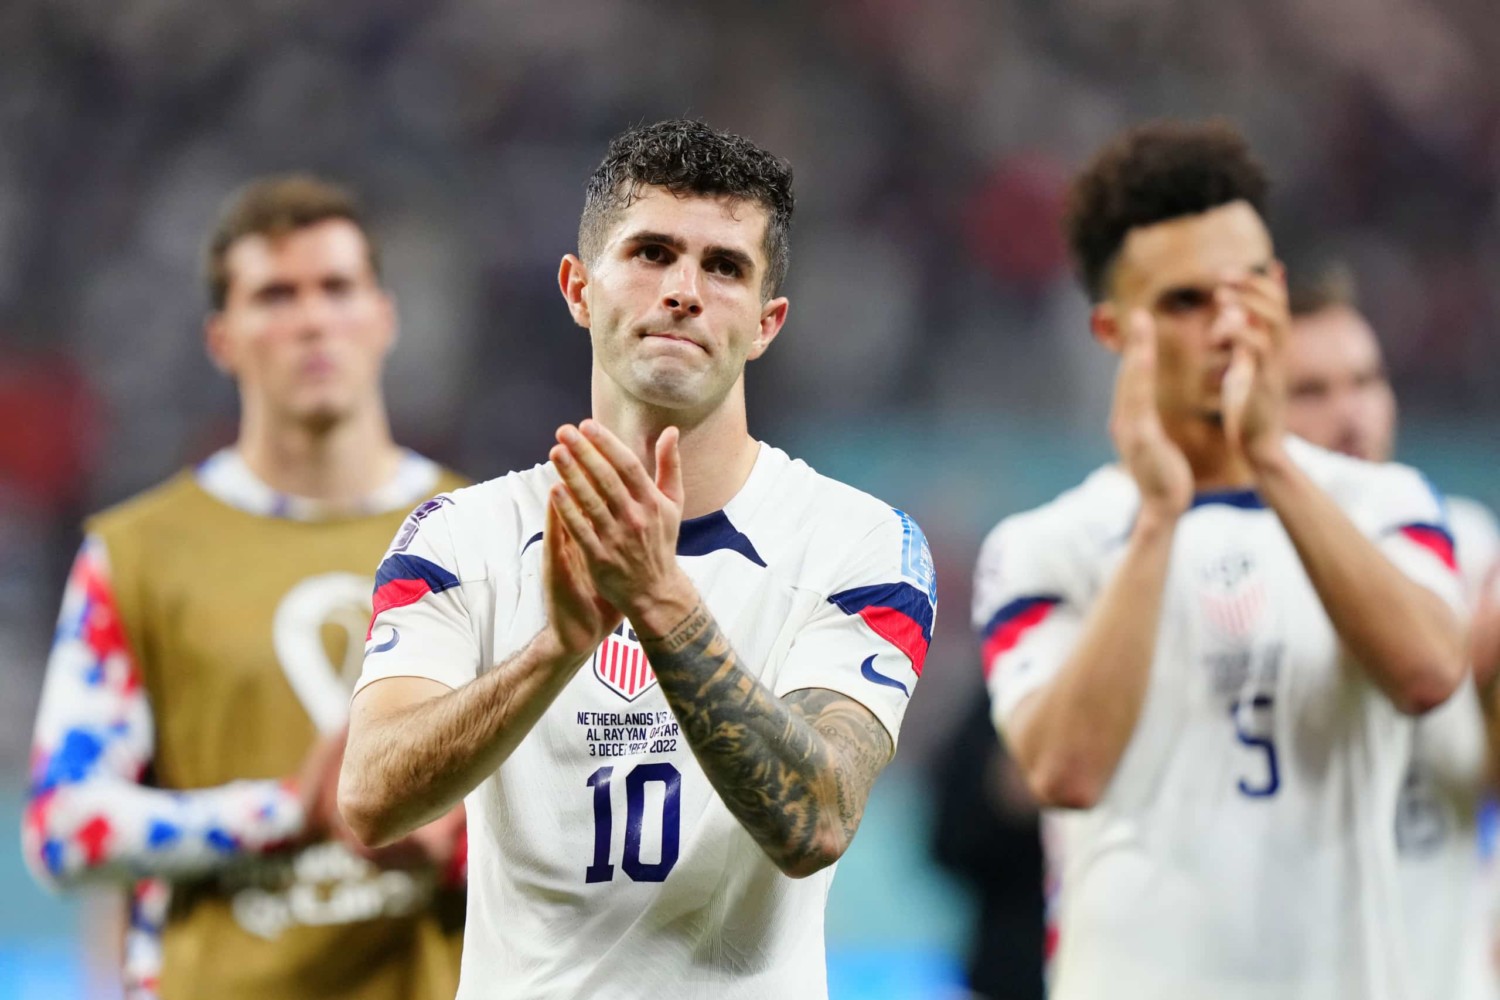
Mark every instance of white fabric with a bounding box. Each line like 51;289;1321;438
1396;493;1500;1000
356;444;935;1000
972;437;1464;1000
196;447;441;520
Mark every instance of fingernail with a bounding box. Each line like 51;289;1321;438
559;426;579;444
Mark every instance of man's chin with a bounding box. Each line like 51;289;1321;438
626;364;718;411
284;398;354;434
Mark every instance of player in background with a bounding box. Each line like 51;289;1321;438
23;176;467;1000
1285;263;1500;999
339;119;936;1000
973;120;1467;1000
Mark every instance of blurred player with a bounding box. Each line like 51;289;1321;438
23;176;468;1000
339;119;936;1000
1286;264;1500;999
973;121;1467;1000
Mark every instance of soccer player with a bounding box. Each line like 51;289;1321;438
24;175;468;1000
973;121;1467;1000
339;119;936;1000
1286;266;1500;1000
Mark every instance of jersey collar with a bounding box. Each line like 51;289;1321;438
195;448;441;521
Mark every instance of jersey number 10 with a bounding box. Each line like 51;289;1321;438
586;764;682;883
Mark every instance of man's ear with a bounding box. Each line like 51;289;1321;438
205;313;234;374
746;296;790;361
1091;302;1124;354
558;254;591;329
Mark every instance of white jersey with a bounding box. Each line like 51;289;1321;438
973;437;1464;1000
355;443;935;1000
1398;494;1500;1000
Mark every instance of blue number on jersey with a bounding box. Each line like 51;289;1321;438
1231;695;1280;798
586;763;682;883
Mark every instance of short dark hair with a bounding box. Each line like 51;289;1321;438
1065;119;1270;302
206;174;379;309
579;119;795;297
1288;259;1358;317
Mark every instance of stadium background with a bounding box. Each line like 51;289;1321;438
0;1;1497;996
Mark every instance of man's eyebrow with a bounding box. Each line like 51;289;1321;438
703;245;756;273
1154;282;1212;301
620;230;688;253
619;231;758;274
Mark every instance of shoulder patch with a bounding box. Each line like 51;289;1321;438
390;496;455;554
894;508;937;607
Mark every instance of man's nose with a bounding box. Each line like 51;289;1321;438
294;292;336;338
1209;285;1248;347
662;262;703;318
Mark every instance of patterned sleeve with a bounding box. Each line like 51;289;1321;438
354;495;484;695
774;508;937;747
23;537;305;889
972;512;1090;732
1352;462;1467;614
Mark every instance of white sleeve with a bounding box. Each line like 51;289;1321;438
1351;463;1466;615
972;512;1090;732
1449;496;1500;605
355;496;484;694
774;508;937;748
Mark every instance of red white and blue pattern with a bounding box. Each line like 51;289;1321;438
1396;522;1459;574
25;538;303;891
980;595;1063;678
592;627;656;702
368;553;462;640
828;581;936;675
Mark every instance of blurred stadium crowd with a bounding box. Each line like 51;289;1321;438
1;0;1498;994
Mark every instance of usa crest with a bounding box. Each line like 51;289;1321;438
1198;552;1266;640
592;625;656;702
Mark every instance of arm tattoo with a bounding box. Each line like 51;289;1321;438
639;602;894;875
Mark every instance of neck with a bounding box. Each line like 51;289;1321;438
592;371;760;520
1165;415;1260;492
236;395;402;505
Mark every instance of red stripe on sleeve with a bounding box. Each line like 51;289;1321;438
857;606;931;676
1399;525;1458;573
982;602;1058;679
366;578;435;639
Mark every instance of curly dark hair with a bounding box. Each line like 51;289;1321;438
1065;119;1270;302
206;174;376;310
579;119;795;297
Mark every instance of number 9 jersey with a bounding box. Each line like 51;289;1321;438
972;437;1465;1000
355;443;936;1000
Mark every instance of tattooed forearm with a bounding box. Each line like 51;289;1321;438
638;602;894;878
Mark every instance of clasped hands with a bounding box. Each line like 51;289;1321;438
1112;265;1290;519
541;419;693;662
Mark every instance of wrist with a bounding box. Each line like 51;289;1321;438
1245;434;1291;478
625;570;700;639
1133;502;1183;540
530;626;592;672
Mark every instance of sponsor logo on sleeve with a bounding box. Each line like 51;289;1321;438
860;654;910;697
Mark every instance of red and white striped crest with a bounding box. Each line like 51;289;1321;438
1197;552;1267;639
1201;583;1266;638
592;630;656;701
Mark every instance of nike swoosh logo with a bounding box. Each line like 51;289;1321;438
860;654;908;697
370;627;400;654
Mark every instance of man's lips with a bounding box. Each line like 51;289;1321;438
641;331;706;352
302;354;339;377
